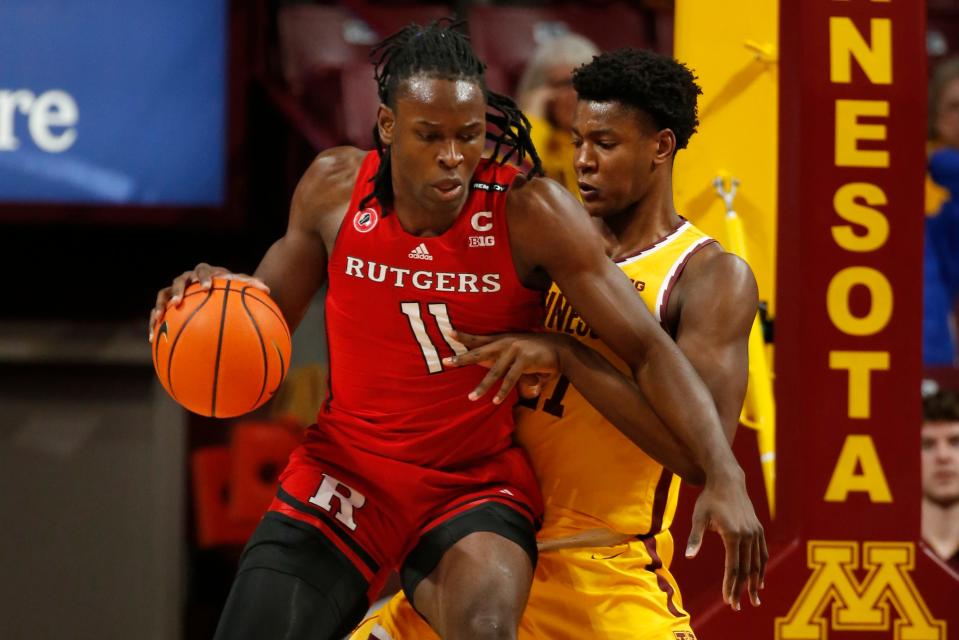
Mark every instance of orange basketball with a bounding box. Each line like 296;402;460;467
152;277;292;418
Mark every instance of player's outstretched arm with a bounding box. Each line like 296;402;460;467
148;147;363;340
505;176;765;611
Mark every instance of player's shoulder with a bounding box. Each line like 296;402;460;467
302;146;367;193
291;147;367;227
506;173;578;216
504;174;590;241
683;243;758;306
685;242;751;279
503;174;610;284
504;174;602;267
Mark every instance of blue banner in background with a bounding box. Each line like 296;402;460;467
0;0;226;206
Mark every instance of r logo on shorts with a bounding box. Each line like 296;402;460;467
309;474;366;531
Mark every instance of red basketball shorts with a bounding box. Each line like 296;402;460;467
266;422;543;600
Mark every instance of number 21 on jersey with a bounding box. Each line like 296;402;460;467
400;302;467;374
517;375;570;417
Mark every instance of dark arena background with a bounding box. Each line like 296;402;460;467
1;0;957;638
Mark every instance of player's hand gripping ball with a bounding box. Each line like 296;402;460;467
152;277;292;418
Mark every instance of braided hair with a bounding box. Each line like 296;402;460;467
360;19;543;211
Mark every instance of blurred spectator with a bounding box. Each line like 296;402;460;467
925;58;959;365
516;34;598;189
921;385;959;573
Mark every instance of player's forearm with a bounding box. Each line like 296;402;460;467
555;337;706;484
634;337;743;482
253;233;326;332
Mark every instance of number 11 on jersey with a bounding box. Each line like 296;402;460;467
400;302;468;374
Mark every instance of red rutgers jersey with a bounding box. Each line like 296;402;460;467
318;151;544;469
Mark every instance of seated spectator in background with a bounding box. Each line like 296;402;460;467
921;385;959;573
516;34;598;189
925;58;959;365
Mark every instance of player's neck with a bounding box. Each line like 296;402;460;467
922;497;959;559
392;191;463;237
605;174;680;259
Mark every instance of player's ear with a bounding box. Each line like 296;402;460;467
653;129;676;165
377;104;395;146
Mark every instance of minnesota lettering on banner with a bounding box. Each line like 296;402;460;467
775;541;945;640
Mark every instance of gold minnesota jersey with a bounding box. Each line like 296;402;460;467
516;219;717;538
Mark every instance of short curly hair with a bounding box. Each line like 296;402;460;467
572;48;702;151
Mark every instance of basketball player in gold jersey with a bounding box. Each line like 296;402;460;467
351;48;764;639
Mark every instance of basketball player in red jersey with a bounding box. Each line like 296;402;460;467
149;22;763;640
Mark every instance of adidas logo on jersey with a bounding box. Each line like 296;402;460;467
408;243;433;261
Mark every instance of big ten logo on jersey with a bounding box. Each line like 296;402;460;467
0;89;79;153
469;236;494;248
309;474;366;531
775;540;946;640
673;632;698;640
544;289;598;339
468;210;495;247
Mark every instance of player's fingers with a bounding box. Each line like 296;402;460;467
758;527;769;590
537;370;559;385
169;270;198;307
444;343;501;368
450;330;498;349
154;287;172;311
149;287;175;341
517;373;543;399
731;535;751;611
685;509;706;559
722;532;740;607
148;308;161;343
494;358;528;404
468;350;513;400
194;263;218;289
748;536;762;607
222;272;270;293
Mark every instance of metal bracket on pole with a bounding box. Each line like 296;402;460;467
713;175;740;217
